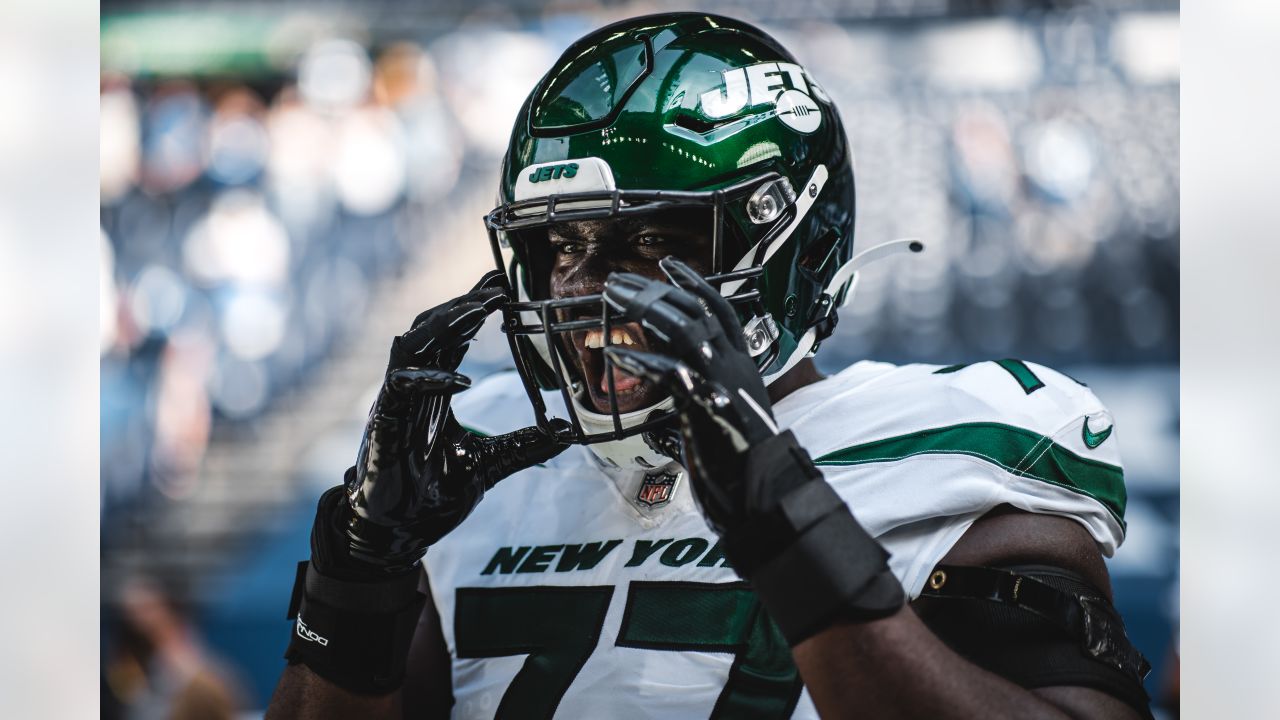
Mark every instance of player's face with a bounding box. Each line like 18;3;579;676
548;211;713;413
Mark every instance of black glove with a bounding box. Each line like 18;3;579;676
317;269;572;579
601;256;791;533
287;272;571;693
602;257;904;645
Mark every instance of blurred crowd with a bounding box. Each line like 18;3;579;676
100;38;470;513
103;576;246;720
99;5;1179;714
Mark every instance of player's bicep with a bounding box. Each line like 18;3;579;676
1031;685;1145;720
935;505;1113;597
402;570;452;720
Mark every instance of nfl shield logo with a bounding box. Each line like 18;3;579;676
637;469;680;508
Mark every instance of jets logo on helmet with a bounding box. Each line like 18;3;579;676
699;61;824;134
527;163;579;183
775;90;822;133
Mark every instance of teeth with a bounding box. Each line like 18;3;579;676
584;328;637;349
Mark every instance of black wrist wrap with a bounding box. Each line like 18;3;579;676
284;560;426;695
724;431;906;646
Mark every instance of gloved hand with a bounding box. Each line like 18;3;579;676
288;271;572;693
314;270;572;581
602;257;903;645
600;257;784;536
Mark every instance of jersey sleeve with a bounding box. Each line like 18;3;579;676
786;360;1127;598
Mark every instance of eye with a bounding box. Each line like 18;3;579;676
555;241;584;255
634;235;666;247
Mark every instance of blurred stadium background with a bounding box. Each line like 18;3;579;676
99;0;1179;716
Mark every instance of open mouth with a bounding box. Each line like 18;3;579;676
567;321;667;414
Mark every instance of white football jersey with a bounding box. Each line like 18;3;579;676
423;360;1126;719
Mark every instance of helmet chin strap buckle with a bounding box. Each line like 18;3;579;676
808;296;840;343
743;313;780;357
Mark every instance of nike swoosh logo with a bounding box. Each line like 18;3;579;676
1082;418;1113;449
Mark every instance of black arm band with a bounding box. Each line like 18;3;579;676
724;432;905;646
920;564;1152;686
918;564;1153;717
284;560;426;695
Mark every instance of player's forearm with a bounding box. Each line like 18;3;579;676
265;664;402;720
792;606;1071;720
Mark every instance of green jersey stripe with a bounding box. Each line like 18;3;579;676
994;359;1046;394
812;422;1125;527
930;359;1045;394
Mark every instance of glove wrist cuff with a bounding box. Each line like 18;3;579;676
721;432;905;646
344;516;431;576
745;499;904;645
295;558;423;613
312;479;425;581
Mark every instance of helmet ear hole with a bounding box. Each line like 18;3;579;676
798;228;847;282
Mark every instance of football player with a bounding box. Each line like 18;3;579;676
267;14;1151;719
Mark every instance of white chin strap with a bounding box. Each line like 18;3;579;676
763;237;926;385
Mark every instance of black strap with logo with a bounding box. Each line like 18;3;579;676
284;560;426;695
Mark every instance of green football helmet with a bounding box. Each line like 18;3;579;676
485;12;918;469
